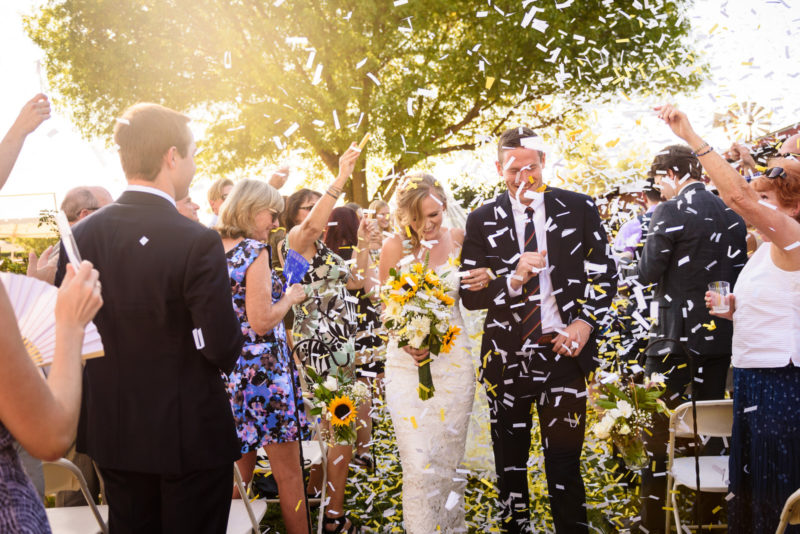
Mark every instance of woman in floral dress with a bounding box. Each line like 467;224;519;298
217;179;308;534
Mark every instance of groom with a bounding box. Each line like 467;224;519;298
460;127;617;533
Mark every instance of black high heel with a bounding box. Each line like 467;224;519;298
322;512;356;533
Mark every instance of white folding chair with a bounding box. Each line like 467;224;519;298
777;487;800;534
665;399;733;533
227;463;268;534
42;458;109;534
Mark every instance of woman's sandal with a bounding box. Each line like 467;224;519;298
352;453;374;471
322;513;356;533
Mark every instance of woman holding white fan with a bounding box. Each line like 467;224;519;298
0;261;103;532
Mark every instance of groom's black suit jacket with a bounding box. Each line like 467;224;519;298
460;188;617;388
55;191;244;475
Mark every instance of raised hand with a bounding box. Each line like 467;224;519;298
654;104;697;143
11;94;51;138
337;143;361;180
27;245;58;284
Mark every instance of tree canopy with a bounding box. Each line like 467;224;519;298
26;0;705;204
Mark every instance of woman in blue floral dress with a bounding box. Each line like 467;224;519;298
217;179;309;534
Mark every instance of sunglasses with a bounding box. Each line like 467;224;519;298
764;167;787;179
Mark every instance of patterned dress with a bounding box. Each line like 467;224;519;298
224;239;307;452
0;423;51;533
281;239;357;375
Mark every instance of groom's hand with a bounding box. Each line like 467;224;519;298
403;346;430;367
551;320;591;357
509;251;547;292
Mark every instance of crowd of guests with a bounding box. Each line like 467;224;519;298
0;90;798;534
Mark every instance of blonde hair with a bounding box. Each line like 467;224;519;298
395;174;446;249
207;177;234;203
217;179;284;239
368;199;389;212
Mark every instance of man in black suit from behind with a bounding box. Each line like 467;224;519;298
55;103;244;533
459;127;617;533
636;145;747;533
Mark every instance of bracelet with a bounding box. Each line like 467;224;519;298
693;141;709;156
696;146;714;157
325;189;339;200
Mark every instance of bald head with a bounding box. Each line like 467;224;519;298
780;133;800;156
61;186;114;225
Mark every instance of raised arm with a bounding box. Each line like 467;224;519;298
0;94;51;191
656;104;800;260
0;262;102;460
286;144;361;257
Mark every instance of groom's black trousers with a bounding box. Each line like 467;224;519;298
487;347;589;534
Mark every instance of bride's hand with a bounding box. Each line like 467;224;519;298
461;267;491;291
403;346;430;366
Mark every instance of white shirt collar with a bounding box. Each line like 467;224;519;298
125;185;177;208
509;189;544;215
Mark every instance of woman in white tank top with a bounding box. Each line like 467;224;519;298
658;104;800;534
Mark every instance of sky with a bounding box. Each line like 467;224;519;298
1;0;799;222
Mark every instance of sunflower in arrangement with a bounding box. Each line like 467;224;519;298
380;253;461;400
304;367;370;444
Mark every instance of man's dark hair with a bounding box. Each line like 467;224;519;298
497;126;544;163
61;187;99;222
649;144;702;183
643;177;661;203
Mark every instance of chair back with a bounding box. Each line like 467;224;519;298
670;399;733;439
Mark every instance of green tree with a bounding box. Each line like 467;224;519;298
26;0;704;205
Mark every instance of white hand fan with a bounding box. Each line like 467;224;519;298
0;272;104;367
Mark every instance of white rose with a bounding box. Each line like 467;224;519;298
436;321;448;333
351;381;370;399
617;400;633;419
618;424;631;436
607;408;622;420
323;376;339;392
593;419;611;439
649;372;666;385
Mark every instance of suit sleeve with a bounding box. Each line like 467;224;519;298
459;209;524;311
183;229;244;374
637;202;676;286
54;240;67;287
578;200;618;330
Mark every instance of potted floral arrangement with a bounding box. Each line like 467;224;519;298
304;367;371;444
591;370;670;471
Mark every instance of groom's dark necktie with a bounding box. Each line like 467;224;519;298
521;206;542;341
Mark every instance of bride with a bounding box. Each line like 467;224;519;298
379;174;491;533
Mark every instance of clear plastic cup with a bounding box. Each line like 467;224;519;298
708;281;731;313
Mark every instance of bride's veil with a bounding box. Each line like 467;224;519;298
438;180;496;474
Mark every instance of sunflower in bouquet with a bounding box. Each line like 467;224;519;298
380;255;461;400
591;370;670;471
304;367;371;444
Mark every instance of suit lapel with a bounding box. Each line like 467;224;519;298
490;192;519;260
543;188;563;264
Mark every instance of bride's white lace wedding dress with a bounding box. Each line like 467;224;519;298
384;250;476;534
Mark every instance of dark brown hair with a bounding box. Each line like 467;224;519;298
497;126;544;163
283;188;322;233
649;144;702;183
324;207;359;260
113;103;192;181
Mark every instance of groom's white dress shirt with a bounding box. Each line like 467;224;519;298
505;192;565;334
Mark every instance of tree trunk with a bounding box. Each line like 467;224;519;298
346;163;369;207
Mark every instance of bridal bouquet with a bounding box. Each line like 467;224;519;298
380;258;460;400
591;370;670;471
304;367;370;444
